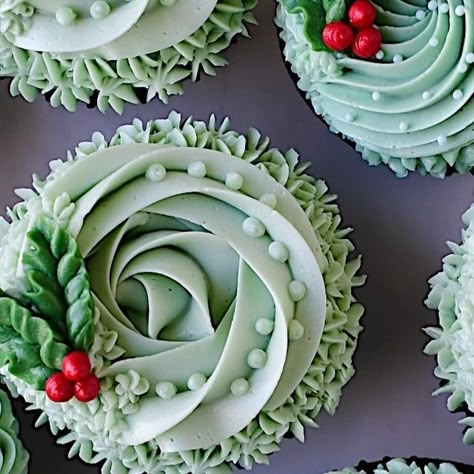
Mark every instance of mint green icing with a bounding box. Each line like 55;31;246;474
425;202;474;444
0;112;365;473
0;389;29;474
329;458;465;474
277;0;474;178
0;0;257;112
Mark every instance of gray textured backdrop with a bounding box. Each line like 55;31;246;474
1;2;473;472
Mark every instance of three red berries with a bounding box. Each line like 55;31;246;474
322;0;381;59
46;351;100;403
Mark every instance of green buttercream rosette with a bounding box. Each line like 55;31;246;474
426;203;474;445
276;0;474;178
0;0;257;113
0;112;365;473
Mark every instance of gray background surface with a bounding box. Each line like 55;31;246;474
0;1;473;472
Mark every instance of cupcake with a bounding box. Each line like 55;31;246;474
328;458;474;474
0;389;29;473
0;0;257;113
276;0;473;178
0;112;365;472
425;203;474;444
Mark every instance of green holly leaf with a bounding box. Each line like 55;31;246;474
324;0;348;23
22;215;94;352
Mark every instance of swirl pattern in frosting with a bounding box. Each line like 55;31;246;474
0;112;365;473
0;0;257;112
277;0;474;178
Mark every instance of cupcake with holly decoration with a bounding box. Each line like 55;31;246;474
0;0;257;113
276;0;474;178
0;112;365;472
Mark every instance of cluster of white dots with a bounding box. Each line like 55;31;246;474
145;162;308;399
426;1;465;15
55;0;176;25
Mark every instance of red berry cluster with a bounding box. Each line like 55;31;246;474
46;352;100;403
322;0;381;59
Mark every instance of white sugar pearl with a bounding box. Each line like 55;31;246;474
439;3;449;13
466;53;474;64
187;161;206;178
56;7;76;25
399;122;408;132
428;1;438;11
455;5;465;16
90;1;111;19
230;378;249;396
345;113;355;123
458;62;468;73
452;89;463;101
429;38;439;47
437;135;447;146
416;10;426;20
422;91;432;100
372;91;381;101
393;54;403;63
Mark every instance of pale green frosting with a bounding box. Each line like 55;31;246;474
277;0;474;178
0;389;29;474
0;0;257;112
425;202;474;444
0;112;365;473
329;458;465;474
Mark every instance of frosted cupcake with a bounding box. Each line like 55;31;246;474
329;458;473;474
0;389;29;473
276;0;473;178
426;203;474;444
0;0;257;112
0;112;365;472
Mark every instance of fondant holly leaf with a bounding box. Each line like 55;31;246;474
323;0;348;23
22;214;94;352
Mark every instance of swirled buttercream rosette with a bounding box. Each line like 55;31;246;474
0;112;365;473
276;0;474;178
327;458;474;474
0;0;257;112
425;202;474;446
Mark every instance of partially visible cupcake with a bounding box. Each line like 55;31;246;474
425;203;474;444
328;458;473;474
276;0;473;178
0;0;257;112
0;111;365;472
0;389;29;473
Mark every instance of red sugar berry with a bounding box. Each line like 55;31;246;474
348;0;377;30
46;373;74;403
352;27;382;58
74;374;100;402
322;21;355;51
62;351;92;382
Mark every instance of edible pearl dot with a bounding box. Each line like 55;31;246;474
452;89;463;101
242;217;265;238
371;91;381;101
56;7;76;25
428;0;438;11
230;378;249;396
288;280;306;302
399;121;408;132
437;135;447;146
187;161;206;178
429;38;439;47
255;318;274;336
415;10;426;20
247;349;267;369
393;54;403;64
288;320;305;341
345;113;355;123
458;62;468;73
259;193;277;209
90;1;111;19
268;241;289;262
439;3;449;13
146;163;166;182
455;5;465;16
375;50;385;60
225;172;244;191
156;382;177;399
466;53;474;64
187;373;207;391
422;91;431;100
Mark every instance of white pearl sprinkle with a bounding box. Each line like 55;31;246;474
393;54;403;64
452;89;463;101
187;161;206;178
437;135;447;146
455;5;465;16
375;50;385;60
372;91;381;101
399;121;408;132
422;91;431;100
416;10;426;20
428;0;438;11
466;53;474;64
56;7;76;25
429;38;439;47
345;113;355;123
458;62;468;73
439;3;449;13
